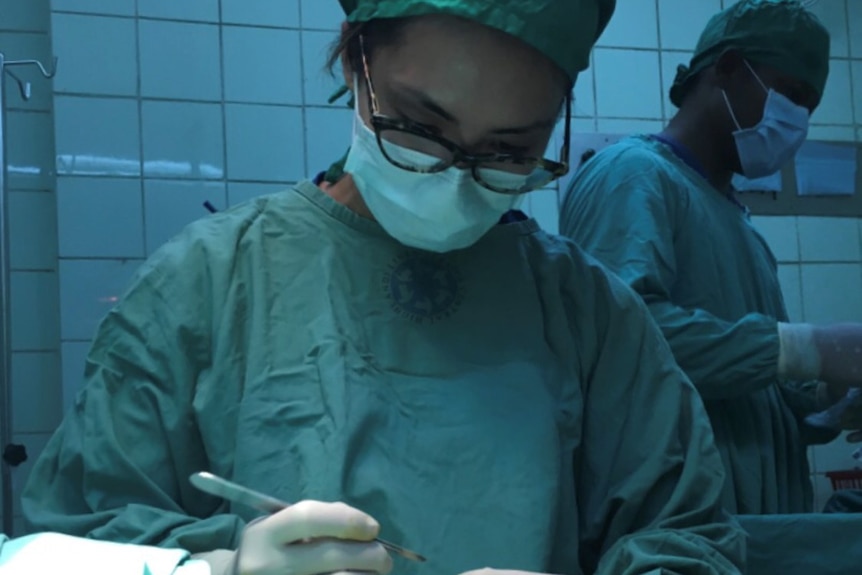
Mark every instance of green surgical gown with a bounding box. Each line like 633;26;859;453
559;136;836;516
23;182;743;575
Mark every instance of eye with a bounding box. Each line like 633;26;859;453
494;142;531;156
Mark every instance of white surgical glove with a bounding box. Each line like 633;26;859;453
223;500;392;575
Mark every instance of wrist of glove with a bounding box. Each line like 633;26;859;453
779;323;862;392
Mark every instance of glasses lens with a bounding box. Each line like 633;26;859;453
378;128;454;172
476;162;554;194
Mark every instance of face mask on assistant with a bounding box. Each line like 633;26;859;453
723;60;809;179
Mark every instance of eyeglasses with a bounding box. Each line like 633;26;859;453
357;36;572;195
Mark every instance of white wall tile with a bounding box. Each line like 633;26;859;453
299;0;343;30
222;0;301;28
225;104;305;181
144;180;226;254
808;125;856;142
574;62;596;118
850;0;862;58
10;271;60;351
61;341;91;413
58;259;143;340
304;107;352;176
776;264;803;322
54;97;140;177
50;0;134;16
852;60;862;127
801;263;862;323
8;191;58;271
797;217;861;262
139;20;221;101
11;351;62;433
141;101;225;180
138;0;219;22
6;111;55;190
51;13;137;96
302;30;345;107
56;177;145;259
657;0;721;51
806;0;850;58
9;433;52;518
0;0;51;31
595;0;658;49
593;49;663;119
811;59;854;126
224;27;302;105
750;216;799;262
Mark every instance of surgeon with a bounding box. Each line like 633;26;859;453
560;0;862;517
22;1;745;574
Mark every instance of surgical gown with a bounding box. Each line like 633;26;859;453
559;136;835;516
23;181;744;575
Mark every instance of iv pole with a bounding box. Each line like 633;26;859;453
0;52;57;536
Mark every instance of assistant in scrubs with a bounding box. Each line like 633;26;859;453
22;2;745;574
560;0;862;517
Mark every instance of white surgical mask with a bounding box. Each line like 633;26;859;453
343;99;525;253
723;61;809;179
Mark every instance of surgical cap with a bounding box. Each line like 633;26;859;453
669;0;830;108
338;0;616;83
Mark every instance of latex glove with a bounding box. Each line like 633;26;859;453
234;500;393;575
838;392;862;443
813;324;862;395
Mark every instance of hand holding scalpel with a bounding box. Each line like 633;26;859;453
189;471;426;563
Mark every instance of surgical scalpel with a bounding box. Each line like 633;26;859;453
189;471;426;563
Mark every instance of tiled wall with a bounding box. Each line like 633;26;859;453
1;0;862;534
0;0;58;535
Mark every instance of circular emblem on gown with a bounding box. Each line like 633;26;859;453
384;252;464;323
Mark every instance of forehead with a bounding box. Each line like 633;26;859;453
370;15;567;111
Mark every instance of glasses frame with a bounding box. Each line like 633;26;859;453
357;36;572;195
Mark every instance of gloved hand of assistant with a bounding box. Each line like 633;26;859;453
813;324;862;396
232;500;393;575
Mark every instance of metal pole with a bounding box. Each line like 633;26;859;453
0;51;14;537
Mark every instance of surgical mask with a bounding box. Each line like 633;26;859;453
723;62;809;179
343;104;525;253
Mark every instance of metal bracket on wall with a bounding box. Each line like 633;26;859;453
0;52;57;537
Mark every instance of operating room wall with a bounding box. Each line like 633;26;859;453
2;0;862;534
0;0;58;536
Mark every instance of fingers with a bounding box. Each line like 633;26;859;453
284;539;393;575
259;501;381;546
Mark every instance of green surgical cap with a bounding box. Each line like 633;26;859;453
669;0;830;108
338;0;616;83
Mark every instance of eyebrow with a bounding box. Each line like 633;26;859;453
390;82;557;135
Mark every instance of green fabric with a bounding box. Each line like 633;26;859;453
559;136;838;516
23;182;744;575
669;0;830;107
737;513;862;575
338;0;616;83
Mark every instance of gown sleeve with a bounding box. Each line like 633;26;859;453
567;257;746;575
21;236;246;554
559;146;780;401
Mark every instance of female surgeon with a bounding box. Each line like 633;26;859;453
21;1;746;574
